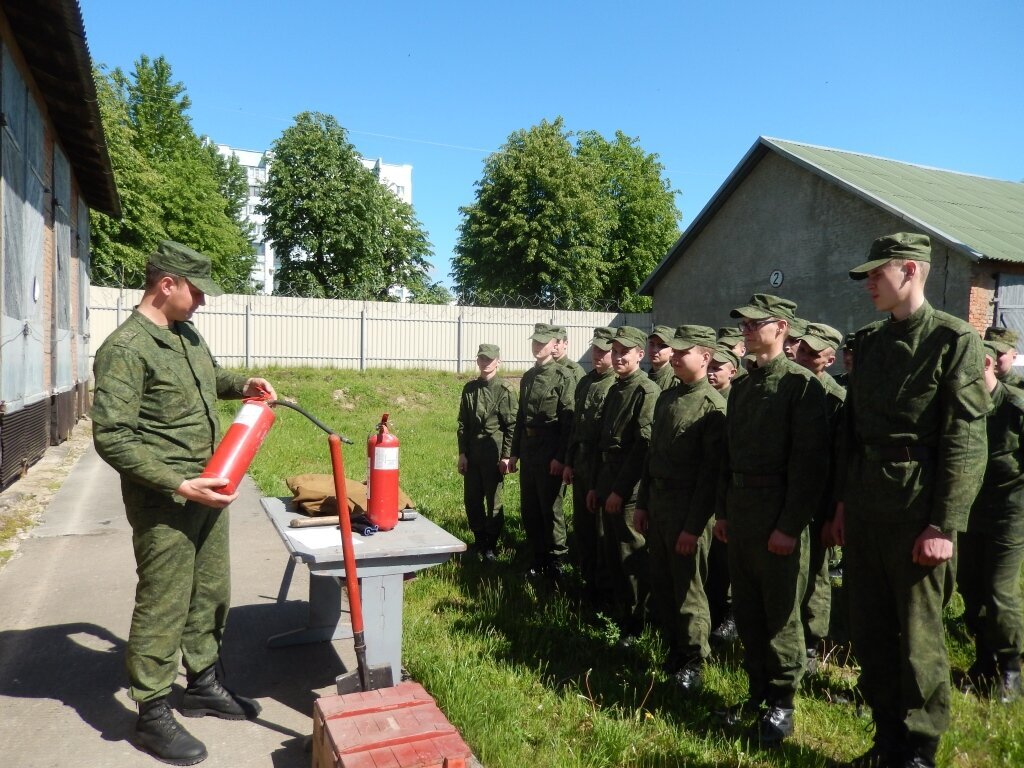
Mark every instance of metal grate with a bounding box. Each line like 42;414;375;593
0;399;49;489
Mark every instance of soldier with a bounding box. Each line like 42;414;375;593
457;344;518;561
956;341;1024;703
714;294;828;746
984;327;1022;388
647;325;679;390
830;233;990;768
588;326;660;642
793;322;847;673
92;241;275;765
717;326;747;382
635;325;726;693
706;344;741;645
563;327;618;602
507;323;575;578
783;316;808;361
553;324;586;384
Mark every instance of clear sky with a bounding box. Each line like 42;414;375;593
78;0;1024;289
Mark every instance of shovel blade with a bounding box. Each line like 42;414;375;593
335;664;395;694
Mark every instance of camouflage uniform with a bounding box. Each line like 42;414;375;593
92;310;248;703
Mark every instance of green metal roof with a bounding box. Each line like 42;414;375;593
641;137;1024;294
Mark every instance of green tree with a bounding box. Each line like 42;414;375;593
453;118;612;308
89;56;255;292
259;111;433;300
453;118;680;310
576;130;680;312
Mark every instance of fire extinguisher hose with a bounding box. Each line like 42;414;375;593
266;400;353;444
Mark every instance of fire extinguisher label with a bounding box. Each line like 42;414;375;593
234;403;265;428
374;447;399;470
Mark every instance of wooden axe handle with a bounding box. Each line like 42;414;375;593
288;516;339;529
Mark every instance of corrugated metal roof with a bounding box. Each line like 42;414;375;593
640;137;1024;294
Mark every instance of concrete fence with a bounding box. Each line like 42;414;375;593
88;286;652;372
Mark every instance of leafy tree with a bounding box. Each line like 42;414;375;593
259;111;433;300
89;56;255;292
453;118;680;310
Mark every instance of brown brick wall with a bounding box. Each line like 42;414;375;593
968;264;996;332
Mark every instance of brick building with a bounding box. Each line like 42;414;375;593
641;137;1024;353
0;0;120;488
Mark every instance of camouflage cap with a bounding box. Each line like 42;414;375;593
800;322;845;352
729;294;797;322
667;324;717;351
648;325;676;343
612;325;649;349
711;345;740;368
149;240;223;297
477;343;500;360
551;324;569;340
717;326;744;346
985;327;1018;354
788;316;808;337
983;340;1003;359
849;232;932;280
530;323;559;343
590;326;616;351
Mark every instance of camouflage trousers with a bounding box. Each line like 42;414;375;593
802;517;832;646
463;438;505;549
124;485;230;703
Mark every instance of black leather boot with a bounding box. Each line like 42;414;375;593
180;665;261;720
135;698;208;765
902;735;938;768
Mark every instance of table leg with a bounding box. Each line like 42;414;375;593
266;573;354;648
359;573;405;680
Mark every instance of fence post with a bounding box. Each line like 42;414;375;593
244;301;252;368
359;308;367;371
116;290;123;327
456;310;463;373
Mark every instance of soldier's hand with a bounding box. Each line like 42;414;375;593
177;477;238;508
827;502;846;547
604;492;624;515
912;526;954;567
549;459;564;477
634;508;648;534
767;529;796;555
502;457;518;475
562;466;574;485
586;490;600;514
243;377;277;400
676;530;699;556
457;454;468;475
713;519;728;543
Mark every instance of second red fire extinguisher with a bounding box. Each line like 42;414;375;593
200;396;276;495
366;413;399;530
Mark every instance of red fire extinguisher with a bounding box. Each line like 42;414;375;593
366;413;399;531
200;396;276;495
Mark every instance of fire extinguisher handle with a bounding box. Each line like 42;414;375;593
266;400;354;443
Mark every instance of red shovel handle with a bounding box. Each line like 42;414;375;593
329;434;363;635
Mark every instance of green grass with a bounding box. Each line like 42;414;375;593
230;368;1024;767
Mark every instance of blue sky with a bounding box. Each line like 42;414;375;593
78;1;1024;288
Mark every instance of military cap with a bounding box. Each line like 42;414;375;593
149;240;223;297
788;316;808;337
729;294;797;322
590;326;616;351
983;340;1003;360
984;327;1018;354
612;325;648;349
551;324;569;340
717;326;744;346
840;332;856;352
849;232;932;279
800;322;845;352
711;345;740;368
477;343;500;359
648;325;676;343
530;323;559;343
667;324;717;351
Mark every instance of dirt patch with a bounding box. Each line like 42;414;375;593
0;419;93;567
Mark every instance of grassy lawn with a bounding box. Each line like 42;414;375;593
233;368;1024;767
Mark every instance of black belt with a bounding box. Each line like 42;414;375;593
525;427;554;438
651;477;696;491
731;472;786;489
863;445;934;463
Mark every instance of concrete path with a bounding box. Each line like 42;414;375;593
0;444;357;768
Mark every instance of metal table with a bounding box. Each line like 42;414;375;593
260;497;465;681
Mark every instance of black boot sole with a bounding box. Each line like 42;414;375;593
134;738;208;766
179;697;261;721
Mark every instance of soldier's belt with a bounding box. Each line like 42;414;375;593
600;451;625;463
863;445;934;463
525;426;555;438
651;477;696;491
730;472;786;489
